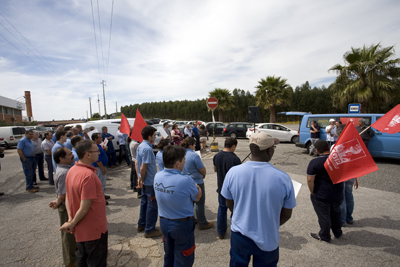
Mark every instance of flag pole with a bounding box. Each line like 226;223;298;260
359;126;371;135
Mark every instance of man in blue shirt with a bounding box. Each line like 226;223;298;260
92;133;109;204
102;126;118;167
222;132;296;266
191;122;200;151
137;126;161;238
76;124;84;137
64;131;74;150
154;145;201;267
17;129;37;192
52;130;67;174
52;125;64;142
71;136;83;166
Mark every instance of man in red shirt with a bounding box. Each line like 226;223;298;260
60;140;108;266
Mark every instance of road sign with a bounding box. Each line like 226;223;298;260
207;97;218;109
348;104;361;113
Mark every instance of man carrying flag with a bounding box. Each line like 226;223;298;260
307;140;343;243
356;119;375;147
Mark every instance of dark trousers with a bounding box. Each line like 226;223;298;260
44;154;54;184
160;217;195;267
310;194;342;242
33;153;45;182
217;194;228;236
118;145;130;165
21;157;35;190
58;204;77;266
76;231;108;267
195;136;200;151
130;162;142;195
107;151;117;167
230;231;279;267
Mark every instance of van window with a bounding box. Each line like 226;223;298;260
307;116;372;128
12;128;26;135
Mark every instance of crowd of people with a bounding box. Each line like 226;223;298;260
12;118;372;266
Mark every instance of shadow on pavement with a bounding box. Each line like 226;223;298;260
280;231;308;250
347;216;400;230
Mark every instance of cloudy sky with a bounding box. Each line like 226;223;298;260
1;0;399;121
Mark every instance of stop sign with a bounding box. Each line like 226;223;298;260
207;97;218;109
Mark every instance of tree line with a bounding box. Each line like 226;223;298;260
121;44;400;123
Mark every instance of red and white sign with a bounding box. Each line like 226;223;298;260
324;123;378;184
207;97;218;109
371;104;400;134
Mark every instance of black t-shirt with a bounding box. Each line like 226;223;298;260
310;125;320;138
307;154;343;203
213;151;241;193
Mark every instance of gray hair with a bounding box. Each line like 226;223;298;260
359;118;366;123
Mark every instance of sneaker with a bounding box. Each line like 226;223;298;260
26;188;38;193
198;222;214;230
137;226;145;232
144;229;162;238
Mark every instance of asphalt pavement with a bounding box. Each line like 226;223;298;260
0;134;399;266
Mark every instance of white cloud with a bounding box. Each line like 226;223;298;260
0;0;399;120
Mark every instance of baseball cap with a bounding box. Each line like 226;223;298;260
249;132;279;151
329;118;335;122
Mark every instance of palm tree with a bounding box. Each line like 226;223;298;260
255;76;292;123
329;44;400;113
208;88;233;122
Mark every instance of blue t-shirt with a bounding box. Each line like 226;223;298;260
154;169;198;219
51;141;64;171
221;161;296;252
192;126;199;137
78;132;84;137
156;150;164;171
51;133;57;142
71;148;79;166
181;148;204;184
64;138;73;150
102;133;115;153
92;144;108;168
137;140;157;186
17;137;35;157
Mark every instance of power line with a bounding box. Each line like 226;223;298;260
90;0;101;81
96;0;106;79
106;0;115;80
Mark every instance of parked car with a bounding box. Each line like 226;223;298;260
25;125;47;139
206;122;225;136
246;123;299;143
0;136;5;147
0;126;26;148
223;122;253;138
287;112;400;159
149;118;161;124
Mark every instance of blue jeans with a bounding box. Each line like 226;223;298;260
217;193;228;236
95;167;106;195
160;217;195;267
44;155;54;184
230;231;279;267
138;185;158;233
195;183;208;226
33;153;45;182
340;178;355;225
21;157;35;190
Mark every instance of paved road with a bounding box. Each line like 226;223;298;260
0;136;399;266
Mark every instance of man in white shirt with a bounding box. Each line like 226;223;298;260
325;118;337;147
117;126;130;166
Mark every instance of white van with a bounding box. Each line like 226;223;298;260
65;119;135;151
0;126;26;148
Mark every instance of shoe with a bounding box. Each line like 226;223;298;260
137;194;142;199
33;182;38;185
49;182;55;186
105;201;109;205
310;233;330;243
105;195;111;199
198;222;214;230
40;177;49;181
0;192;4;196
34;185;40;189
346;221;353;225
144;229;162;238
137;226;145;232
218;235;225;239
26;188;38;193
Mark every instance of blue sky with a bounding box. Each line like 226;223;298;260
1;0;399;120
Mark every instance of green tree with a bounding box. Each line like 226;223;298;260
208;88;233;122
329;43;400;113
255;76;292;123
91;113;101;120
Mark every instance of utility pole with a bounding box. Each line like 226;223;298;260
116;102;117;114
101;80;107;119
86;110;89;119
89;97;93;118
97;94;101;118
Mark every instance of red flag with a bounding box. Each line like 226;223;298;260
339;117;361;126
371;104;400;134
130;109;148;142
119;113;131;134
324;123;378;184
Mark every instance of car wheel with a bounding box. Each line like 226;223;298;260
230;132;237;138
5;142;10;149
291;136;299;144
